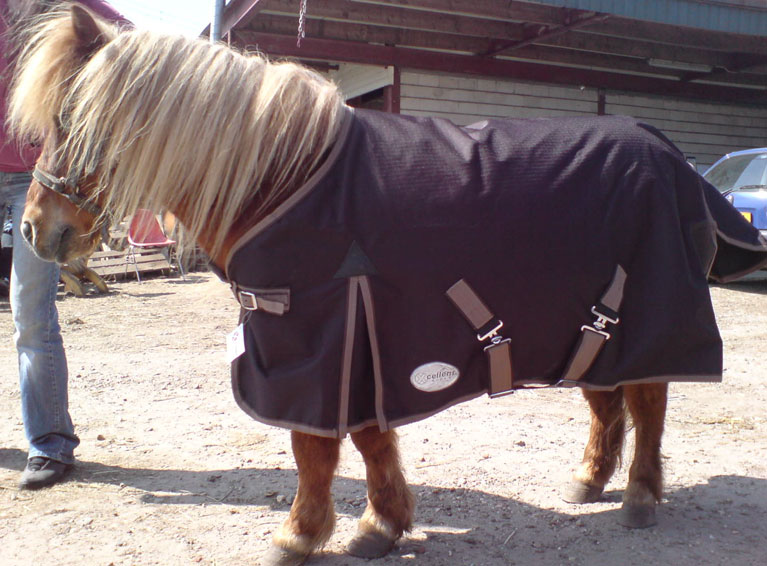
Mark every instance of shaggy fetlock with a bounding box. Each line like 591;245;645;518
346;504;404;558
620;482;659;528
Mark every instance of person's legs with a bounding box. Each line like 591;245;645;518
5;173;79;488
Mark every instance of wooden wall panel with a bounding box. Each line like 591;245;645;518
399;70;767;169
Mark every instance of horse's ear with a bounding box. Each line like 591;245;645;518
70;5;109;57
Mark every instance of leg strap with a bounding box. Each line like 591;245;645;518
447;265;626;394
446;279;513;397
558;265;627;386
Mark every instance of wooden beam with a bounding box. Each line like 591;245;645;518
238;18;767;89
383;65;401;113
246;5;754;72
541;31;741;69
243;13;679;76
347;0;573;26
338;1;767;56
221;0;267;37
588;16;767;56
678;54;767;83
508;46;767;89
235;31;767;105
246;12;522;51
259;0;522;38
481;13;610;57
597;88;605;116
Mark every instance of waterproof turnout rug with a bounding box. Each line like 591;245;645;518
223;108;767;438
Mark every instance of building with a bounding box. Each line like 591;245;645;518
213;0;767;169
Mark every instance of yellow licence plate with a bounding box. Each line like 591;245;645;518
741;211;753;223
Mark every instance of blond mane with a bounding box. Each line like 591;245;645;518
8;5;119;142
9;8;344;258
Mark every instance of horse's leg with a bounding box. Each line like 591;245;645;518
81;266;109;293
264;431;340;566
346;426;414;558
563;387;625;504
620;382;667;528
59;266;85;296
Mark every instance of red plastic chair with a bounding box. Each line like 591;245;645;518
126;209;185;282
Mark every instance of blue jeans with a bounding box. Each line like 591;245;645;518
1;171;79;464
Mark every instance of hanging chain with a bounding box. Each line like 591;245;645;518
297;0;307;47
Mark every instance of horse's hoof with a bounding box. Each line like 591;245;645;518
562;481;603;504
92;276;109;294
619;504;657;529
346;530;397;559
259;545;309;566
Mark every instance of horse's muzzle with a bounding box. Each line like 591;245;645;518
20;220;34;246
21;218;76;263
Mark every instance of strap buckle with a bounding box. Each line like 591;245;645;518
583;305;619;340
591;305;618;328
238;290;259;311
234;286;289;315
581;324;611;340
477;319;504;342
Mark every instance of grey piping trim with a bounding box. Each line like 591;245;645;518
235;404;383;439
224;106;355;279
712;227;767;282
551;373;721;390
716;225;767;252
337;277;360;437
358;275;388;432
699;192;767;282
230;362;382;439
387;391;486;430
699;219;719;279
232;373;720;439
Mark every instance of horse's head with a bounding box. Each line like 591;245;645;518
22;152;105;263
10;6;116;262
10;4;345;268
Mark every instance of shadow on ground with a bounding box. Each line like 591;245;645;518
3;446;765;565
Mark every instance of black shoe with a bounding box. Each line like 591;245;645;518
18;457;73;490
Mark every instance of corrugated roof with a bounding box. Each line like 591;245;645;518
524;0;767;35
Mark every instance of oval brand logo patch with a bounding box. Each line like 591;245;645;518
410;362;460;392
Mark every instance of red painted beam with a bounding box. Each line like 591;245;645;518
383;66;401;113
221;0;266;37
482;13;610;57
236;32;767;105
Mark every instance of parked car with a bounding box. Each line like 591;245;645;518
703;148;767;239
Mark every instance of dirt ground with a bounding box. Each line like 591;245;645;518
1;270;766;566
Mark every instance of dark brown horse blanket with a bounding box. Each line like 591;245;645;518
222;108;767;438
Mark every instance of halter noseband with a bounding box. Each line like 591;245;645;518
32;166;104;218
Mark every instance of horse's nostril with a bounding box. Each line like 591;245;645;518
21;221;34;244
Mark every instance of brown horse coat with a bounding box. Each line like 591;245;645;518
222;109;767;438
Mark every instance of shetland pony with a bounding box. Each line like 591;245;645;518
11;6;679;565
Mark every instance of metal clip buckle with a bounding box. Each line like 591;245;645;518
590;306;618;329
477;320;504;342
584;305;619;337
581;324;611;340
483;336;511;352
238;290;258;311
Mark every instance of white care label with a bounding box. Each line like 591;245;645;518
226;323;246;362
410;362;460;392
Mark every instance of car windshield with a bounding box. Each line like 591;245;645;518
704;152;767;193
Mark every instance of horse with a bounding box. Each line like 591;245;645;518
61;254;109;295
9;6;767;566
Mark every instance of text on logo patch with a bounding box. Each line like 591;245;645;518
410;362;460;392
